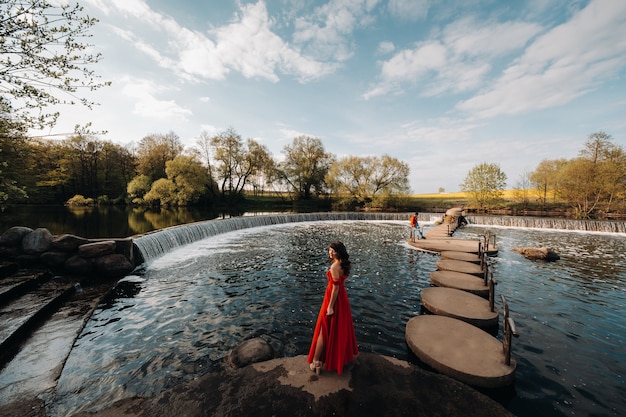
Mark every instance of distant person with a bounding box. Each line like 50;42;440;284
308;241;358;375
409;212;425;241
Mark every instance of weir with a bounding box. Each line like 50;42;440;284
133;212;412;264
467;215;626;233
134;212;626;265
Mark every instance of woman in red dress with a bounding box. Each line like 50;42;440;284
307;241;358;375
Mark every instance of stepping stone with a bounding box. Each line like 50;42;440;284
406;315;516;388
440;251;482;264
420;287;499;328
430;270;488;297
436;259;484;277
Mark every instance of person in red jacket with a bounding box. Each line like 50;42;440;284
409;212;425;241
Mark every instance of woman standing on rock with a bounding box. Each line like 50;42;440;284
308;241;358;375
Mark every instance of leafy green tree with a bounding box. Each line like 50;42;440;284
28;138;73;202
0;103;29;209
165;155;211;205
144;178;176;207
600;145;626;213
191;130;218;197
460;162;507;210
99;141;136;200
136;132;183;181
0;0;110;129
127;175;152;205
279;136;334;199
326;154;409;206
245;139;275;196
65;135;104;197
555;132;626;218
529;159;567;208
210;128;272;198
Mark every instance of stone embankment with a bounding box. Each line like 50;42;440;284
0;226;136;278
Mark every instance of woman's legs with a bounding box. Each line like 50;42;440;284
313;330;324;362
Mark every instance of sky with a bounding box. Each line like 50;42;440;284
31;0;626;194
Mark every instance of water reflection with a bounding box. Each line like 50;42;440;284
0;205;222;238
50;222;625;417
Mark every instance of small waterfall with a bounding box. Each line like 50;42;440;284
467;215;626;233
133;212;413;264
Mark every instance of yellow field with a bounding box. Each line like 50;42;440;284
414;189;534;200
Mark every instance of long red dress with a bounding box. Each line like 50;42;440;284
307;270;358;375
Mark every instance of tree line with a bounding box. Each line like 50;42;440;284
0;124;411;211
460;131;626;219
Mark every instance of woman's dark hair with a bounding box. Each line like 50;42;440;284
329;241;351;276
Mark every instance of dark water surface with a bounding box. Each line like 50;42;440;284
42;221;626;416
0;205;220;238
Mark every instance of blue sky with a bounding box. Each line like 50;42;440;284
33;0;626;193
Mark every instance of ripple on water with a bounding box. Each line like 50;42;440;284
50;222;626;417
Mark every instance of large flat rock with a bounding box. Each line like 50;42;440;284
406;315;516;388
421;287;499;328
430;270;489;297
436;259;485;277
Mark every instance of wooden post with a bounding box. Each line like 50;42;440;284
483;257;489;286
489;272;496;312
500;294;519;366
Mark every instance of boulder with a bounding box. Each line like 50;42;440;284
512;247;560;261
93;253;134;278
22;228;52;254
65;255;94;274
40;251;71;267
0;226;33;247
50;234;91;252
79;241;117;258
227;338;276;369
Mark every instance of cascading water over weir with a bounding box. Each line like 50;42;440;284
133;212;626;265
466;215;626;233
133;212;413;264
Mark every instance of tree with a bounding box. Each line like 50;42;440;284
326;154;409;207
0;103;28;209
136;132;183;181
165;155;211;205
554;132;626;218
1;0;110;129
512;171;532;210
460;162;507;210
143;178;176;207
191;130;218;197
529;159;567;208
556;158;599;218
127;175;152;205
279;136;334;199
210;128;272;198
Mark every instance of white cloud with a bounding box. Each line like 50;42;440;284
376;41;395;55
442;17;541;58
121;78;192;121
293;0;380;62
89;0;336;83
387;0;431;21
363;15;541;99
457;0;626;119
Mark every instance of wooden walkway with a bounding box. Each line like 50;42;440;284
405;208;518;388
408;207;498;256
